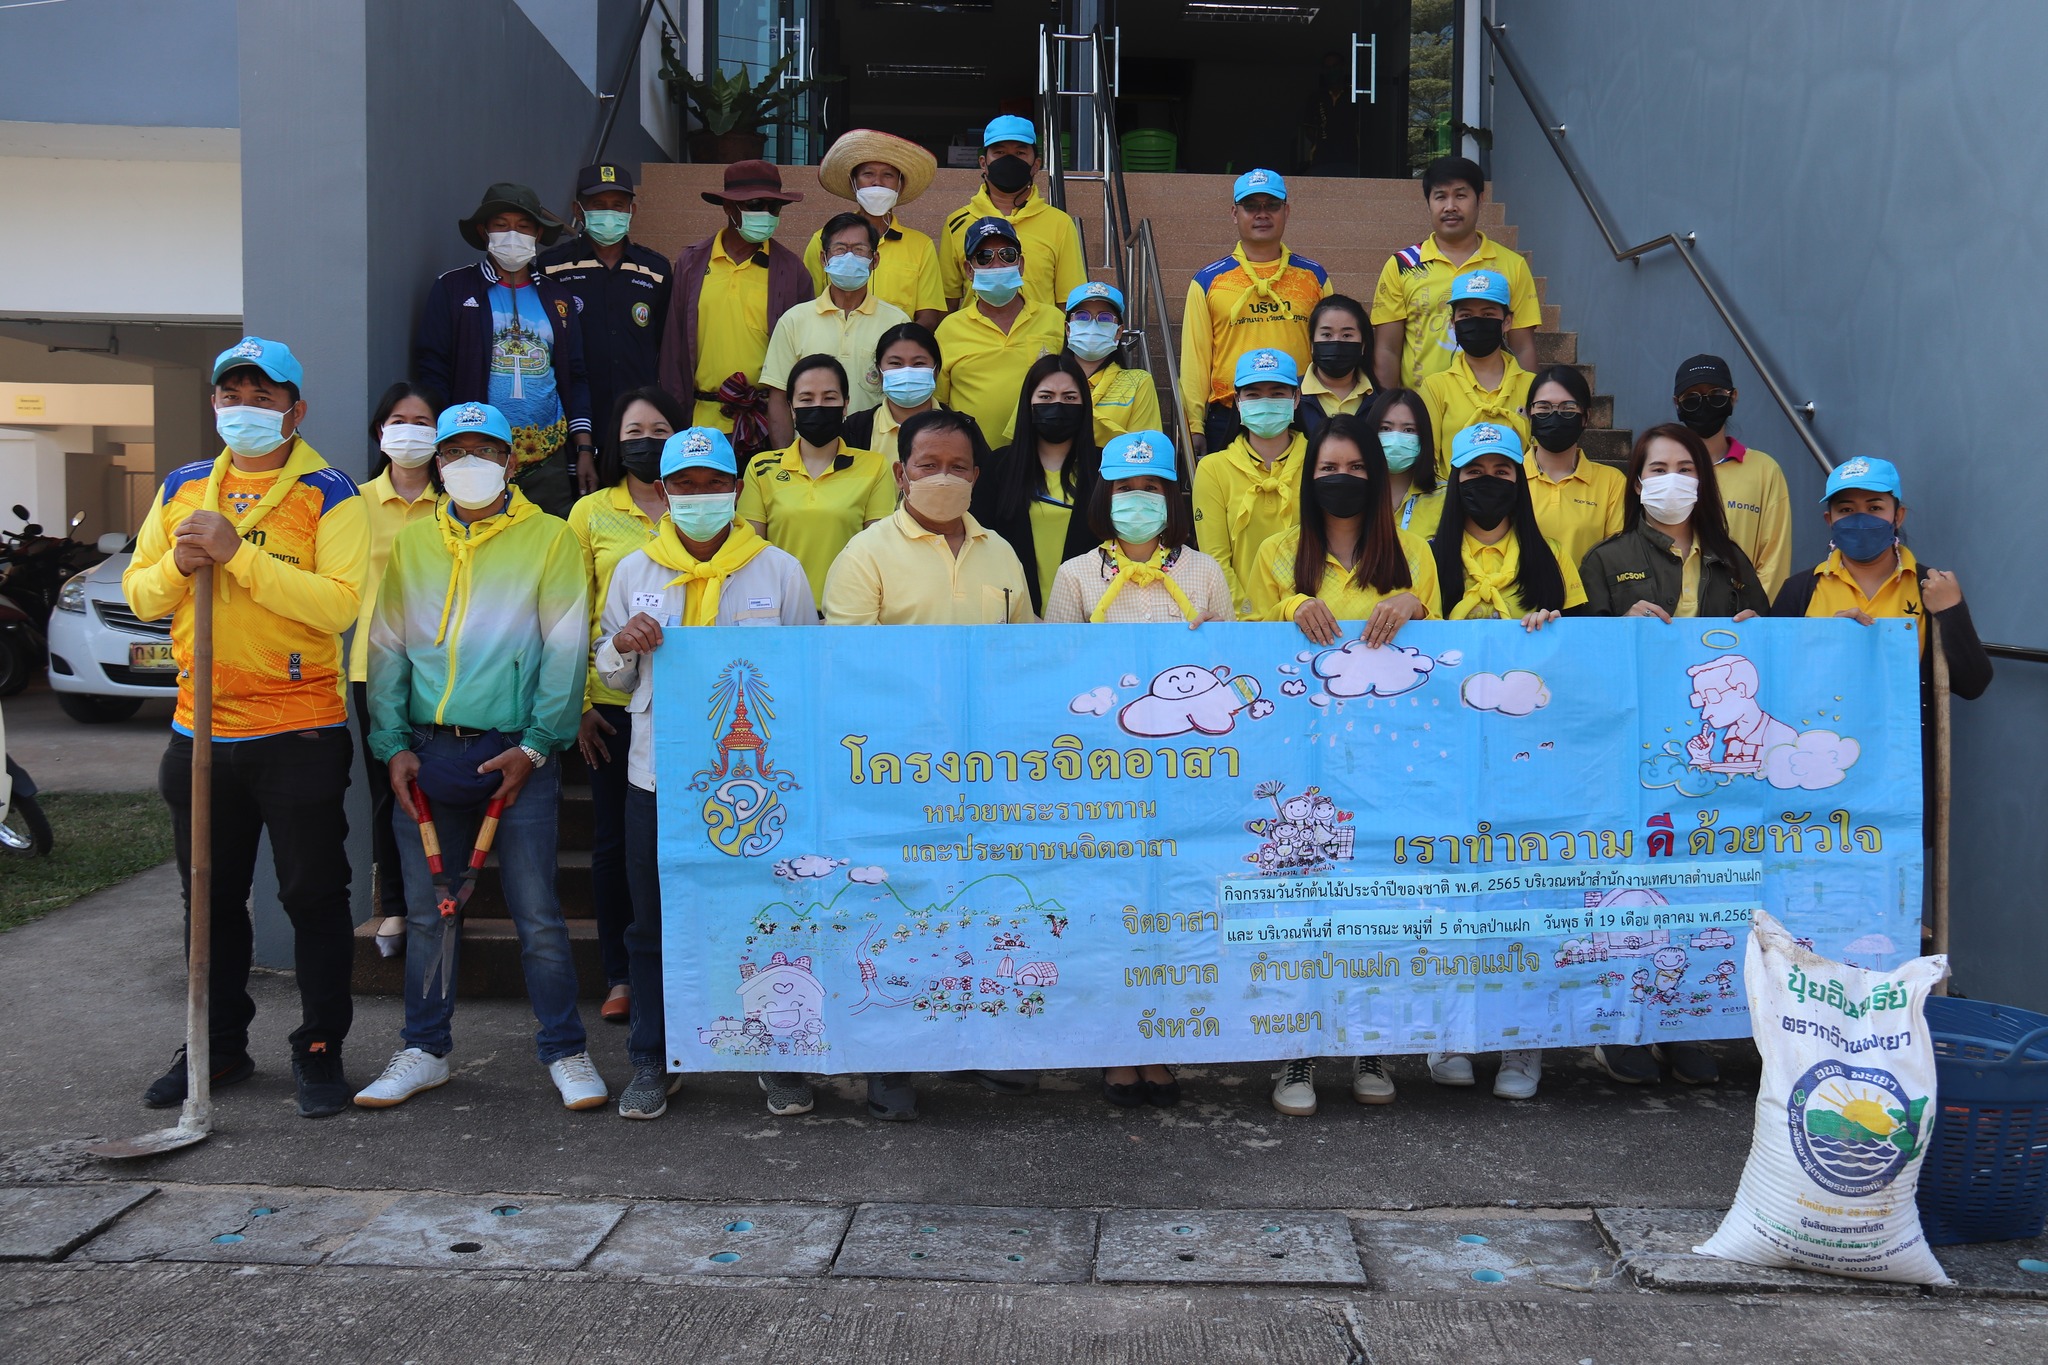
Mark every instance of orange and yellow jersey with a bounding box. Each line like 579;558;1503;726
1180;245;1333;414
122;442;368;739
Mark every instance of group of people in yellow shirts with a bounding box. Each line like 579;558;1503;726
120;135;1991;1130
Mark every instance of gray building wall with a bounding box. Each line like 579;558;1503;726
1489;0;2048;1008
0;0;238;128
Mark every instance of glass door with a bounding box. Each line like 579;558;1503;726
710;0;820;164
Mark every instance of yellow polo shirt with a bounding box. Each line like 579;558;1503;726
1246;525;1440;624
761;290;909;412
1191;430;1307;615
566;482;660;705
1369;231;1543;390
1420;350;1533;475
1524;450;1626;575
1395;485;1446;539
802;218;946;318
737;442;898;601
692;233;771;429
348;469;438;683
822;507;1035;624
1801;546;1927;655
934;298;1065;446
939;189;1088;308
1179;245;1334;414
1302;368;1374;420
1717;439;1793;598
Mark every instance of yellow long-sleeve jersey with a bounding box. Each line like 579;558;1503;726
122;443;368;739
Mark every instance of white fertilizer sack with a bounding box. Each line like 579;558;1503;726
1696;909;1951;1285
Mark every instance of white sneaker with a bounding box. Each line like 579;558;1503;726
1350;1055;1396;1105
353;1047;449;1108
1271;1058;1317;1116
548;1052;608;1110
1427;1051;1476;1086
1493;1049;1543;1100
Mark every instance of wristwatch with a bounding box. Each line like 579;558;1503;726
519;744;548;769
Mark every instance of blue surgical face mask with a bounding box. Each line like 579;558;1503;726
823;252;873;291
669;492;736;542
1110;490;1169;544
972;265;1023;306
583;208;631;245
881;366;937;407
216;404;290;457
1378;430;1422;472
1829;511;1898;563
1237;396;1295;439
1067;317;1120;362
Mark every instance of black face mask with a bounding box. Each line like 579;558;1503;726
1311;340;1364;379
1461;474;1519;530
1529;411;1585;454
617;436;663;482
1312;473;1372;520
792;404;846;447
1032;402;1086;444
986;154;1033;195
1453;316;1504;358
1677;395;1732;439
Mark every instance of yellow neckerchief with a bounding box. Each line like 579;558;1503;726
1454;351;1523;426
195;439;327;599
643;516;771;626
431;487;540;645
1225;242;1295;322
1224;433;1302;543
1450;530;1521;620
1090;542;1198;624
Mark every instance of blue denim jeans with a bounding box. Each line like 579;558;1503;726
394;737;586;1064
623;783;666;1070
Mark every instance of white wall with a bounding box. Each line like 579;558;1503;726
0;428;68;530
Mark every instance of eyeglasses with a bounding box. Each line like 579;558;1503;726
1069;309;1119;325
1677;389;1734;414
730;199;784;214
823;243;874;260
1527;402;1582;417
971;246;1022;266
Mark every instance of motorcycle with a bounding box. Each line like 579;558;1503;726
0;700;53;856
0;505;109;697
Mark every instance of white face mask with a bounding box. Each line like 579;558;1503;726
379;425;438;469
1639;472;1700;526
440;454;509;510
854;185;899;217
486;229;538;273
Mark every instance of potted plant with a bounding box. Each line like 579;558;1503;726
660;34;840;164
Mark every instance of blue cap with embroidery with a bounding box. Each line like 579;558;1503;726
963;215;1023;258
1065;280;1125;313
1820;455;1904;505
1100;430;1177;483
1449;268;1511;309
1232;167;1287;203
983;115;1036;148
661;426;737;478
435;401;514;447
1450;421;1523;468
1233;347;1300;389
211;336;303;388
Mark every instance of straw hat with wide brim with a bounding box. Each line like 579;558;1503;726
818;130;937;206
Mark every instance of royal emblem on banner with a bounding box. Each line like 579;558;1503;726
692;659;800;858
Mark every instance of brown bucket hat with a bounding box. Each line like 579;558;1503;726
701;159;804;206
459;182;566;248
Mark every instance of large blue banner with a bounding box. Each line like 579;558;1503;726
653;620;1921;1072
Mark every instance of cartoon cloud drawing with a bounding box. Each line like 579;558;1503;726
1313;642;1436;699
1118;664;1269;737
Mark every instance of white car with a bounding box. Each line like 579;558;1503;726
46;548;180;722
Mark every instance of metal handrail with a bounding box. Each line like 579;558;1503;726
1126;220;1194;464
590;0;684;166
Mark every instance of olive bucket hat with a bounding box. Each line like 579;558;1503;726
459;182;566;249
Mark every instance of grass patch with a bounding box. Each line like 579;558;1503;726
1;791;173;932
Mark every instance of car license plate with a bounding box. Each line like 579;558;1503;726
129;642;178;672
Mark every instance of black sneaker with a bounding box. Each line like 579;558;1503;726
143;1047;255;1108
1593;1044;1662;1085
293;1045;350;1119
1652;1042;1721;1085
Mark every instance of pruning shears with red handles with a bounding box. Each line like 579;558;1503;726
410;783;506;1000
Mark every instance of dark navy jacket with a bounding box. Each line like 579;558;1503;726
412;259;593;437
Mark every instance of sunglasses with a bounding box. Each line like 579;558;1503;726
1677;389;1734;414
971;245;1022;266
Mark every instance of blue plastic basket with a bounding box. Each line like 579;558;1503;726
1917;997;2048;1245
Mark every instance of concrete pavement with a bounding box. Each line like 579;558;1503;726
2;682;173;793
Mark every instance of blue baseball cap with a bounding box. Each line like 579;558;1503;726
1232;167;1287;203
1100;430;1177;483
661;426;737;478
436;401;514;447
1449;269;1511;309
1233;348;1300;390
1821;456;1904;505
1065;280;1125;313
983;115;1037;148
963;215;1022;258
211;336;303;388
1450;421;1524;468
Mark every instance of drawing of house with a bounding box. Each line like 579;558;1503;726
737;952;825;1037
1017;961;1059;988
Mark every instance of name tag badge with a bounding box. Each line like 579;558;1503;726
631;591;666;616
747;597;775;610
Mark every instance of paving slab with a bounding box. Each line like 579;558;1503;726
328;1193;626;1271
71;1187;389;1265
1095;1208;1365;1284
1928;1233;2048;1300
0;1184;154;1261
1595;1206;1918;1296
585;1202;850;1278
1353;1215;1618;1294
830;1203;1097;1284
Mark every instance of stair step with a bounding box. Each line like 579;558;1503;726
350;917;614;1000
1535;331;1578;365
1582;428;1634;464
